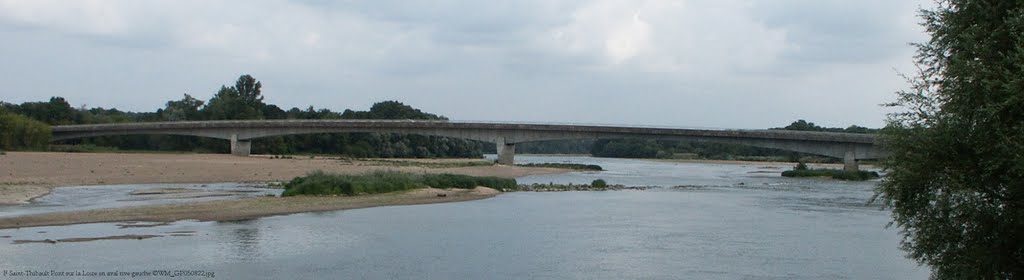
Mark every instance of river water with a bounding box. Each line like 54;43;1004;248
0;155;929;279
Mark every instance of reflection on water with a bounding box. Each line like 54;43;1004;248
220;220;264;261
0;156;926;279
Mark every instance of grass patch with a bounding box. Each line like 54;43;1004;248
781;163;879;181
516;163;603;171
281;170;517;197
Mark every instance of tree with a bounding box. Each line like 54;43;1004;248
204;75;266;120
875;1;1024;278
0;112;51;150
342;100;445;120
11;97;76;125
162;94;205;121
783;119;820;131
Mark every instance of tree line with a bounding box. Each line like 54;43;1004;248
0;75;483;158
0;74;873;163
519;120;876;161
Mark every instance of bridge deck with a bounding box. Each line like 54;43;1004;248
52;120;876;144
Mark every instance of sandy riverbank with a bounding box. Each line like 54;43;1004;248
0;187;500;229
0;152;567;205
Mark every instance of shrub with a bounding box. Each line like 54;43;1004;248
420;174;517;190
591;179;608;188
0;112;51;150
795;162;809;171
515;163;603;171
281;171;517;197
781;168;879;181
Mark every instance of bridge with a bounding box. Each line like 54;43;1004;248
50;120;884;171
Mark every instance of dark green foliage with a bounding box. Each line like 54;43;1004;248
591;139;664;158
204;75;266;120
829;171;880;181
0;112;51;150
8;74;482;158
3;97;76;125
516;163;603;171
591;179;607;188
161;94;205;121
875;1;1024;278
783;162;878;181
515;139;594;154
773;119;877;134
795;162;809;170
781;168;879;181
341;100;445;120
281;171;516;197
420;174;517;190
585;121;876;161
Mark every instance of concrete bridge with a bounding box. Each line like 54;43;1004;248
50;120;884;170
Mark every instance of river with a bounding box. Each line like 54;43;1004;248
0;155;928;279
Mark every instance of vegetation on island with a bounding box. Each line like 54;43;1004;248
512;180;653;192
781;163;879;181
280;171;516;197
515;163;603;171
0;75;483;158
873;1;1024;278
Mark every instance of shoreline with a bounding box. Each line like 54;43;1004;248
0;152;568;205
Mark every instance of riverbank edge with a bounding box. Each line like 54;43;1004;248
0;184;53;205
0;187;500;229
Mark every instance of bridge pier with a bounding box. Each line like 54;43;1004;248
843;151;858;172
230;134;251;157
496;141;516;165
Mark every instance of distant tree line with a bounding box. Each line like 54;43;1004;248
520;120;877;162
770;119;877;134
0;74;483;158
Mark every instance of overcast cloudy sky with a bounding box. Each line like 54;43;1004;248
0;0;930;129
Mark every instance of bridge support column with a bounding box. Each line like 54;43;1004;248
843;150;858;172
230;134;251;157
496;141;516;165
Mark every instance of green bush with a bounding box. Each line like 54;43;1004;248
281;170;517;197
591;179;608;188
781;168;879;181
795;162;809;171
0;112;51;150
420;173;517;190
515;163;603;171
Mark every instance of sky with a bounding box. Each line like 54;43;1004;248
0;0;931;129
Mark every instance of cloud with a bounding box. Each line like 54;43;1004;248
0;0;929;128
540;0;793;76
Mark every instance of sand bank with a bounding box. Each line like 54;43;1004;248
0;152;566;204
0;187;499;229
